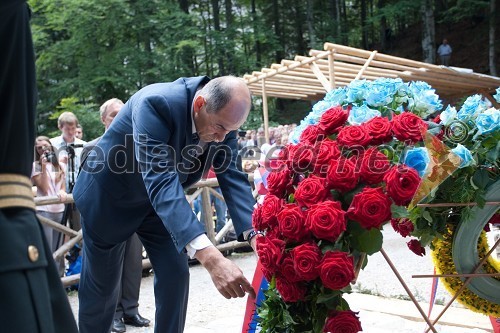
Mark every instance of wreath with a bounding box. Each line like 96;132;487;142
431;224;500;317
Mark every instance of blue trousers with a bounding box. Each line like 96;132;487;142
77;180;189;333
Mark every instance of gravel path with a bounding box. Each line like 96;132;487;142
67;228;495;332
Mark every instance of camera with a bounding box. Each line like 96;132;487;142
44;151;58;164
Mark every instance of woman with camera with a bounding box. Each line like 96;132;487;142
31;136;67;275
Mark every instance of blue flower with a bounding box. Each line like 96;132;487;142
451;144;475;168
407;81;443;118
311;100;334;121
494;87;500;103
289;123;307;144
324;87;347;107
439;105;457;126
364;78;406;107
475;107;500;135
403;147;430;177
347;103;381;125
346;80;369;103
457;94;487;120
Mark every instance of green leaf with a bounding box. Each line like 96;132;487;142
391;204;410;218
472;169;490;190
348;221;383;255
422;210;433;223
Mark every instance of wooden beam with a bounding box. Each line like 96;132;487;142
355;50;378;80
309;61;332;92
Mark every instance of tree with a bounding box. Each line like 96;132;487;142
488;0;497;75
421;0;436;63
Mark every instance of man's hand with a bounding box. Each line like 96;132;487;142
195;246;256;299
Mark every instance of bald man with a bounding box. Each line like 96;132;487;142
73;76;258;333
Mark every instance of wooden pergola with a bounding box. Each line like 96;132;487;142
244;42;500;143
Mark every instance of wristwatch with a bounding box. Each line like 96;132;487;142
246;230;262;244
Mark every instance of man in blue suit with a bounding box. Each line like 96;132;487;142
73;76;258;333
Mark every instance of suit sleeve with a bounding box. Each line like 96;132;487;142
131;95;205;253
213;131;256;241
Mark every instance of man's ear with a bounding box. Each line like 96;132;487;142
193;95;205;114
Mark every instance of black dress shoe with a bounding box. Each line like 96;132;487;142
123;313;150;327
111;319;126;333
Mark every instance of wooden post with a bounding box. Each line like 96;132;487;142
355;50;378;80
328;51;336;89
262;78;270;144
201;187;215;244
309;61;332;92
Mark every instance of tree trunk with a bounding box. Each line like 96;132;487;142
489;0;497;76
225;0;234;74
306;0;316;48
421;0;436;64
341;0;348;44
294;2;306;55
335;0;341;41
211;0;225;75
272;0;284;62
251;0;261;67
378;0;388;52
178;0;189;14
361;0;368;49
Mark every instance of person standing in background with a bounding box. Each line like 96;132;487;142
75;124;84;140
437;38;452;66
50;112;86;231
31;136;67;276
0;1;78;332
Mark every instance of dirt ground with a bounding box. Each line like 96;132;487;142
66;228;497;332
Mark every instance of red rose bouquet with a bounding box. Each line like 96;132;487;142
253;78;443;333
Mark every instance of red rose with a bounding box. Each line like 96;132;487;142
359;147;390;184
363;116;393;145
318;106;349;135
259;195;284;230
291;242;322;281
279;253;301;282
277;204;310;242
391;112;428;143
278;144;297;170
294;175;328;208
384;165;420;205
323;310;363;333
336;125;371;147
300;124;325;145
291;143;316;173
256;236;286;276
306;201;346;242
313;139;341;176
275;276;308;302
390;218;414;237
252;205;264;231
407;239;426;256
347;187;392;229
319;251;355;290
267;168;293;197
326;157;358;193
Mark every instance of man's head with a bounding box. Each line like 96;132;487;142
193;76;251;142
57;112;79;142
442;38;448;44
99;98;124;130
75;124;83;140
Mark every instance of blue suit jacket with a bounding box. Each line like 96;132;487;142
73;76;255;252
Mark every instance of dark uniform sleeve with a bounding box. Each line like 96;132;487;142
0;1;78;332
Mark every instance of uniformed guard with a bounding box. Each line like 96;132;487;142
0;1;78;332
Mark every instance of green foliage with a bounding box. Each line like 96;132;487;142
29;0;495;136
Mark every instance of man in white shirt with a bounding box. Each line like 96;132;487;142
50;111;86;230
437;38;452;66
